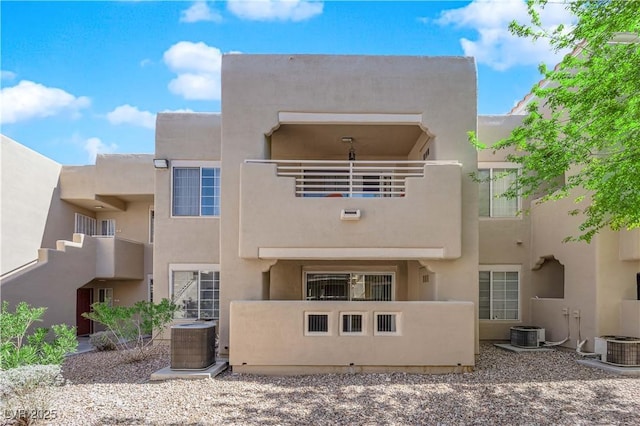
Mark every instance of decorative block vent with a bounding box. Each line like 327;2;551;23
605;336;640;367
510;326;545;348
171;322;216;370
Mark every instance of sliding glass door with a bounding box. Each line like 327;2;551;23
304;272;394;301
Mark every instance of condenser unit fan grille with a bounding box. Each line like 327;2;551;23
171;322;216;370
606;338;640;367
510;326;544;348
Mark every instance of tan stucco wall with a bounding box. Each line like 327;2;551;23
619;229;640;261
1;135;63;274
94;154;154;196
240;162;462;259
595;229;640;337
1;235;97;328
2;137;153;330
220;55;479;357
153;113;222;305
529;196;598;349
620;300;640;337
230;300;475;373
476;115;535;340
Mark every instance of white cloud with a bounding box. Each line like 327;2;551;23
84;137;118;164
180;1;222;23
227;0;323;22
167;73;221;100
0;80;90;124
106;104;156;129
434;0;574;71
163;108;195;113
1;70;16;81
139;58;152;67
163;41;224;100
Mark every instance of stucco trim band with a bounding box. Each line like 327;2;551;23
258;247;445;260
278;112;423;125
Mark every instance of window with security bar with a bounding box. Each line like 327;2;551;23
340;313;365;335
374;313;400;335
305;313;331;335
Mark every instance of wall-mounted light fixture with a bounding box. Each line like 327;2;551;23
341;137;356;161
153;158;169;169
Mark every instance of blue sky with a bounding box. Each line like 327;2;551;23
1;0;574;165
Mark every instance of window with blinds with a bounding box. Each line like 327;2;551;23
478;167;519;217
479;268;519;320
172;165;220;217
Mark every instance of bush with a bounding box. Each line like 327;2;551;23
0;364;64;425
82;299;177;360
0;302;78;370
88;330;118;351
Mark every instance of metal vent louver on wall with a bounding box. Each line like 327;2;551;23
510;326;545;348
171;322;216;370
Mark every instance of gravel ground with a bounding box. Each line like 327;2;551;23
27;344;640;425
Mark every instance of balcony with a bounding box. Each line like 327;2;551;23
239;160;462;260
230;300;475;374
95;236;144;280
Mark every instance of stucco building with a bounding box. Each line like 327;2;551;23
2;54;639;373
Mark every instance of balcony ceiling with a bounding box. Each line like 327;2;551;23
271;124;425;159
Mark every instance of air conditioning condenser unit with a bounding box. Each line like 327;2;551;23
510;326;545;348
171;322;216;370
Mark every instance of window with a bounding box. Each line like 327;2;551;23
100;219;115;236
149;209;154;243
304;272;394;301
171;265;220;319
74;213;96;235
374;312;401;335
340;312;366;335
304;312;332;336
98;288;113;307
172;163;220;217
478;166;519;217
479;267;520;320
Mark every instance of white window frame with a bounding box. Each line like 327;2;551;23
100;219;116;236
373;312;402;336
171;160;221;218
478;162;521;219
479;265;521;322
304;311;333;336
339;311;367;336
98;288;113;307
169;263;220;320
302;270;396;302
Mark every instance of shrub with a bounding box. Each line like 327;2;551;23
82;299;177;359
0;364;64;425
0;302;78;370
88;330;118;351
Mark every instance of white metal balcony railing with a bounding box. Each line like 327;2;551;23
245;160;447;198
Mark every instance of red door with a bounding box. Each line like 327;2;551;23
76;288;93;335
